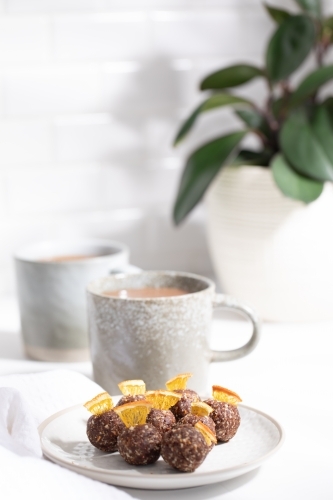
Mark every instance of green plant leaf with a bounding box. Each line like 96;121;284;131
271;153;323;202
322;97;333;124
291;65;333;106
324;16;333;29
173;131;246;224
264;4;291;24
232;149;273;166
294;0;321;17
272;97;285;118
266;15;316;82
200;65;263;90
272;96;294;121
174;93;251;146
323;16;333;43
311;100;333;167
234;109;272;140
280;107;333;182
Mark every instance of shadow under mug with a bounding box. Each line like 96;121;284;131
14;239;139;362
87;271;261;394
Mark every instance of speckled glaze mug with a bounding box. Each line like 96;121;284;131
87;271;260;394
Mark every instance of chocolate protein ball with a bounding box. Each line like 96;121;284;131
117;424;162;465
177;414;216;451
204;399;240;442
116;394;146;407
147;409;176;434
161;425;209;472
177;414;215;433
170;389;200;420
86;410;126;452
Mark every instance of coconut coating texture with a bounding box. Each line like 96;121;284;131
147;409;176;434
204;399;240;442
170;389;200;421
116;394;146;406
86;410;126;452
177;414;216;451
161;425;209;472
117;424;162;465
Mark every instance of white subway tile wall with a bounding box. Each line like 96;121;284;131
0;16;50;63
0;0;329;294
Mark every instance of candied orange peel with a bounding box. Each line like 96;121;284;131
113;400;152;427
145;390;181;410
191;401;213;417
212;385;242;406
165;372;193;391
118;379;146;396
195;421;217;446
84;392;114;415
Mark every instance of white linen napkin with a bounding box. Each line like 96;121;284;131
0;369;135;500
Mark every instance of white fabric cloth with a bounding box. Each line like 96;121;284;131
0;370;135;500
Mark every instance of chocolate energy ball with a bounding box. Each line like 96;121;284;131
116;394;146;407
147;409;176;434
161;425;209;472
86;410;126;452
177;414;216;451
204;399;240;442
170;389;200;420
117;424;162;465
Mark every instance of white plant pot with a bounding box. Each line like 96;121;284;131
206;165;333;322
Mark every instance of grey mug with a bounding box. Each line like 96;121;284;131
15;239;139;362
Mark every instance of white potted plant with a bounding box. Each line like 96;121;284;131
173;0;333;321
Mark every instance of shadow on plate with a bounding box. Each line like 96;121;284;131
118;468;260;498
51;439;178;474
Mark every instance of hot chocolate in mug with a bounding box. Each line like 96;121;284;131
87;271;261;394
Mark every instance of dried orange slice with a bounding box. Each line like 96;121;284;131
165;372;193;391
145;390;181;410
195;421;217;446
191;401;213;417
84;392;113;415
118;379;146;396
212;385;242;406
113;400;152;427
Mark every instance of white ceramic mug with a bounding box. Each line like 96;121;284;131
87;271;261;394
15;239;139;362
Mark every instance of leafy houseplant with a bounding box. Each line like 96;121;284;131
172;0;333;225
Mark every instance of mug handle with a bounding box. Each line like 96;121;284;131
210;293;261;362
109;264;142;275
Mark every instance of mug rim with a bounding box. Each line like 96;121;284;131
14;238;129;264
86;270;215;301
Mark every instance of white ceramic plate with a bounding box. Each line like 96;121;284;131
39;400;284;490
